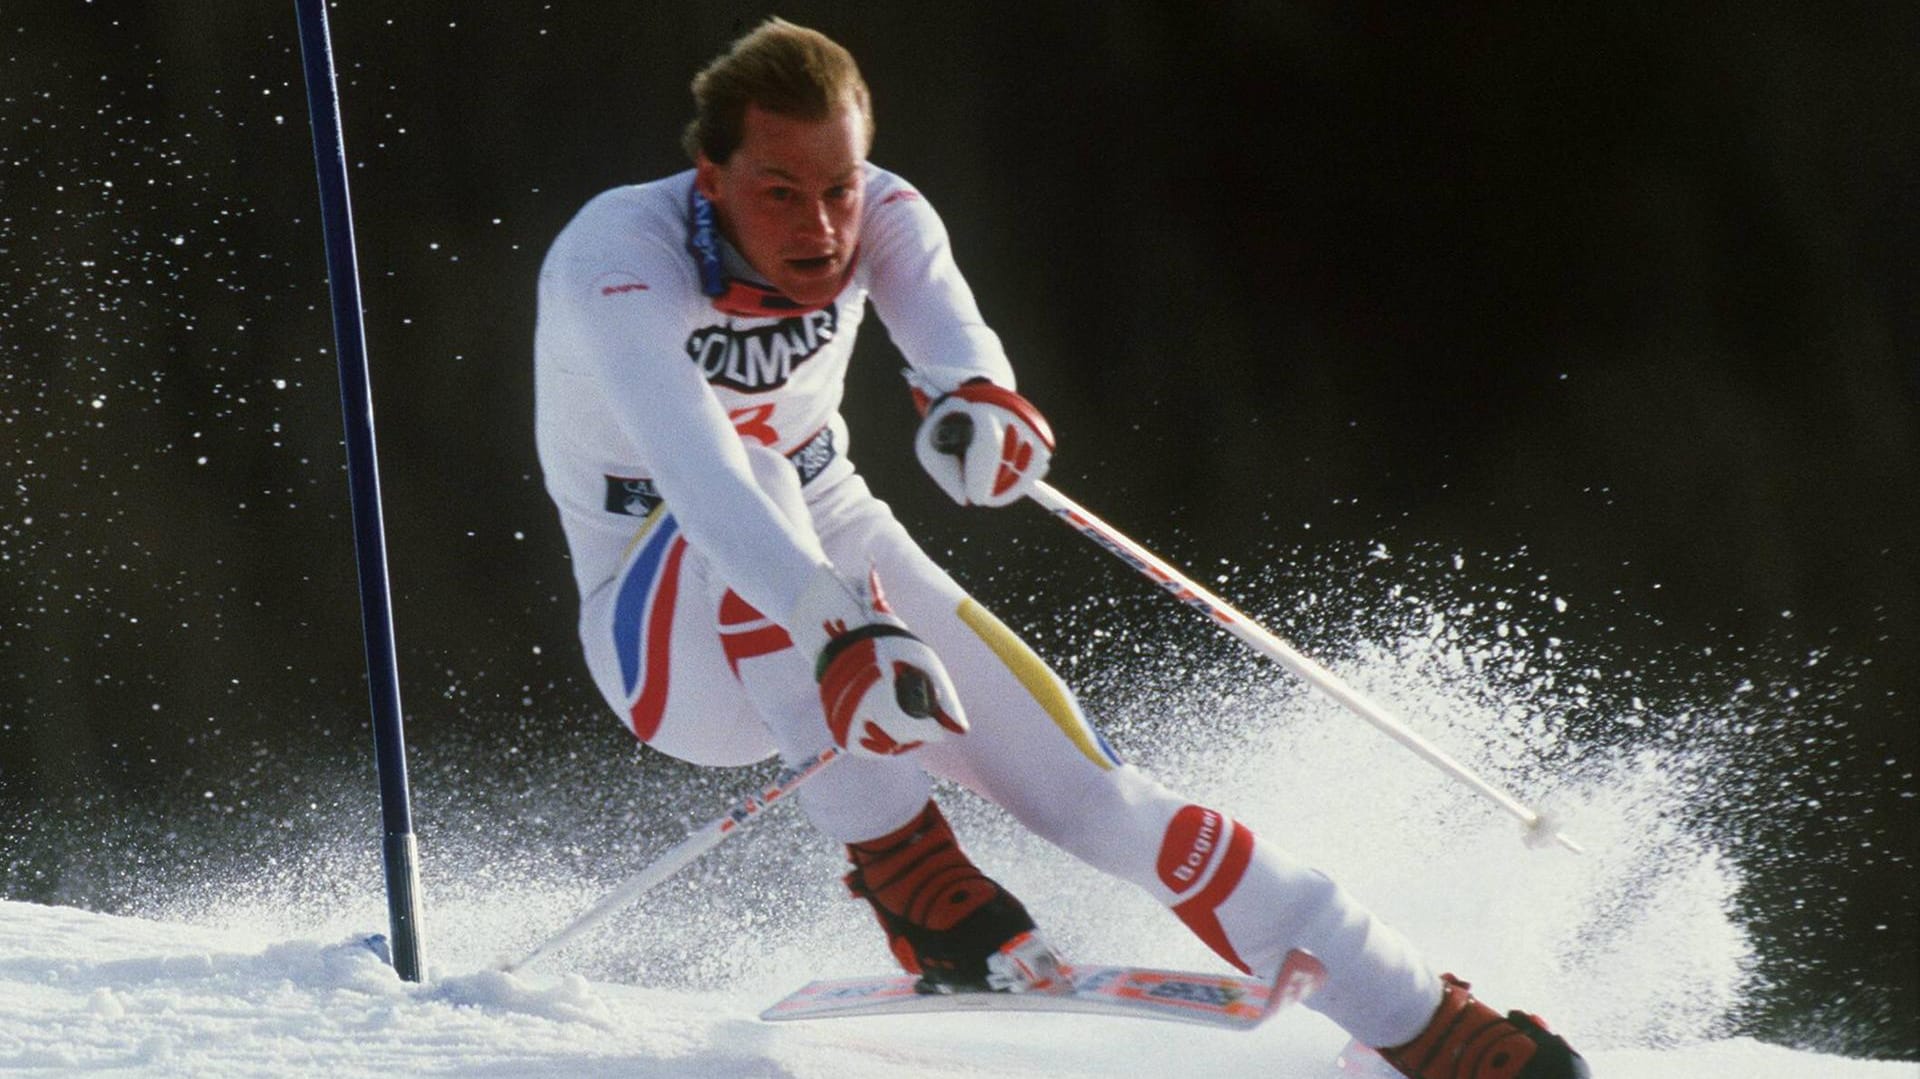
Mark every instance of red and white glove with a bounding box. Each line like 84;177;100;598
914;380;1054;508
791;564;968;757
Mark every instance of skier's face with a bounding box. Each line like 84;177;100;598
696;102;867;307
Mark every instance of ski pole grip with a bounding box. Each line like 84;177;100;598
933;411;973;455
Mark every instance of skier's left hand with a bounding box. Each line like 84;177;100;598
792;564;968;757
915;379;1054;508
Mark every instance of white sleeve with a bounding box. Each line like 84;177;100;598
540;230;829;623
862;177;1017;396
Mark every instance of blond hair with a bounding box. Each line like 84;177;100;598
682;17;874;163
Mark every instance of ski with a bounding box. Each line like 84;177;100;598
761;950;1325;1031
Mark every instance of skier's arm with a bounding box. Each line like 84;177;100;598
862;177;1016;396
541;223;965;757
863;176;1053;506
543;244;827;622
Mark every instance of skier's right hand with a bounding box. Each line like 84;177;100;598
791;564;968;757
914;379;1054;508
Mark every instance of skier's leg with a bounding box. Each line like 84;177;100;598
703;443;935;844
576;449;930;838
745;472;1043;987
577;502;775;767
814;480;1441;1048
725;617;935;843
930;612;1443;1045
582;452;1035;986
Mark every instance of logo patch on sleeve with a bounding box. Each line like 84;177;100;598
1157;805;1224;895
604;475;662;517
591;271;651;298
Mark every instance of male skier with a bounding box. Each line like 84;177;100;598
534;18;1588;1079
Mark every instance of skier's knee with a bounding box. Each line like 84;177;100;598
1006;764;1173;868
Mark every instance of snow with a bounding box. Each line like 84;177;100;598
6;546;1912;1074
1;901;1908;1079
9;548;1912;1075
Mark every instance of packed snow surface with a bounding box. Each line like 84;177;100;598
1;900;1907;1078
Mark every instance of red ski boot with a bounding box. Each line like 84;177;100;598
844;800;1061;993
1373;974;1590;1079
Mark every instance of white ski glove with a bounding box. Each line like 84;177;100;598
791;563;968;757
914;379;1055;508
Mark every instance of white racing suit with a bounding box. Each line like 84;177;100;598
533;165;1440;1046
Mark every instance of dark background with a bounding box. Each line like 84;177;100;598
3;1;1914;1056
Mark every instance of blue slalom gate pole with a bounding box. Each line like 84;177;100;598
293;0;426;982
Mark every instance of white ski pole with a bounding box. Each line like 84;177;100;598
922;404;1579;852
1028;481;1583;855
502;746;844;973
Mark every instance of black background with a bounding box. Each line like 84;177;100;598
3;1;1915;1056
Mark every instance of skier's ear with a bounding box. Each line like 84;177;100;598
694;153;723;203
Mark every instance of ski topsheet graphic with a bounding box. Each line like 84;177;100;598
762;951;1326;1031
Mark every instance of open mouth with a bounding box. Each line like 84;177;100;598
786;254;836;274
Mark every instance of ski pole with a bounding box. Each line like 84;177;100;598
502;746;843;974
923;408;1579;852
1028;481;1583;855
